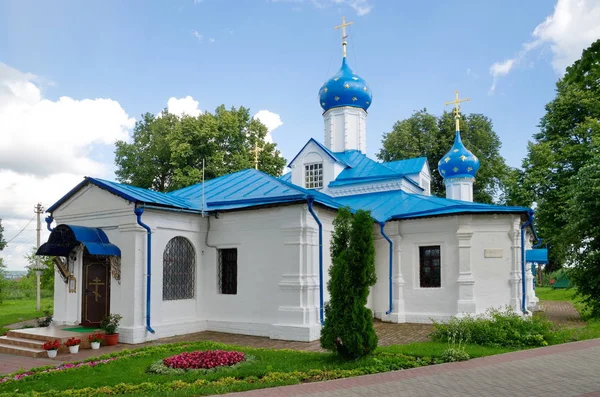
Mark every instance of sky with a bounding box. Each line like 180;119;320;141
1;0;599;270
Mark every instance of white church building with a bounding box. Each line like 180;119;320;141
37;27;543;344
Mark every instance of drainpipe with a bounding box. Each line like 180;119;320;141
45;216;54;232
520;213;533;315
379;222;393;315
134;207;156;334
306;197;324;325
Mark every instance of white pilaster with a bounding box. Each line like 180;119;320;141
456;227;476;315
508;219;522;311
323;106;367;153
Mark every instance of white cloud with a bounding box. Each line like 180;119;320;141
192;30;203;42
166;96;201;117
0;62;134;270
253;110;283;143
209;38;215;43
489;0;600;93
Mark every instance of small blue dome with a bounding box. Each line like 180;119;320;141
438;132;480;179
319;58;372;113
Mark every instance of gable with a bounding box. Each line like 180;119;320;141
52;183;133;219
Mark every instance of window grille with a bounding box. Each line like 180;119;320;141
163;237;196;300
419;246;441;288
305;163;323;189
218;248;237;295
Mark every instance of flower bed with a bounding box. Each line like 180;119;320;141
0;358;119;384
163;350;245;370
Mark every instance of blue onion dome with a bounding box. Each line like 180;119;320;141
438;131;480;179
319;57;372;113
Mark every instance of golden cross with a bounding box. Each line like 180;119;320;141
254;142;263;170
444;90;470;131
334;16;354;58
89;277;105;302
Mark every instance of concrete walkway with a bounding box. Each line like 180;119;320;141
221;338;600;397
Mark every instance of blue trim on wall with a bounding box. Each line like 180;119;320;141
307;197;324;325
135;207;156;334
379;222;393;316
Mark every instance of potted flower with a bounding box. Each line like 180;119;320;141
100;313;122;346
42;339;60;358
65;337;81;354
88;333;103;350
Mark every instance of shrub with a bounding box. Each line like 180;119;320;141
36;306;53;327
321;208;378;359
163;350;245;370
430;307;554;348
440;348;470;362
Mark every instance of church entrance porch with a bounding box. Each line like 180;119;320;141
81;255;111;327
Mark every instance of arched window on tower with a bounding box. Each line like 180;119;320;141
163;236;196;300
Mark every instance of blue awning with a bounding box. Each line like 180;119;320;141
36;224;121;257
526;248;548;264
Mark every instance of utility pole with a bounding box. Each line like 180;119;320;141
34;203;44;312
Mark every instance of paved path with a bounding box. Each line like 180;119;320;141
221;338;600;397
0;320;431;375
538;300;586;327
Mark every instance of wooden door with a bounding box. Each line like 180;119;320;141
82;256;110;326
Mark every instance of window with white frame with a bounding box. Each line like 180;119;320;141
305;163;323;189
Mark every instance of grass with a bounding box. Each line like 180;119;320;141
0;298;53;335
0;340;438;396
535;287;579;302
378;342;515;357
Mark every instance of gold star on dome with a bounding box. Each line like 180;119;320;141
363;86;368;92
344;83;350;89
444;157;451;163
365;101;370;105
352;96;357;101
352;77;358;80
334;77;339;81
467;167;473;172
324;87;328;93
441;169;445;174
453;149;459;153
334;96;340;101
321;102;326;106
460;155;467;161
453;167;459;172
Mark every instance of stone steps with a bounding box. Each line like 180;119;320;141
0;336;46;350
0;327;105;357
0;341;46;358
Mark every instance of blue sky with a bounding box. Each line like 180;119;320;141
1;0;599;269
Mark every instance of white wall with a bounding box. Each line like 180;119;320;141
372;214;524;324
289;140;345;192
323;106;367;153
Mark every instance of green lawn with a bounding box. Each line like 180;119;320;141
0;298;53;335
0;341;441;396
535;287;578;302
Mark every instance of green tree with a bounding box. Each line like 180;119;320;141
320;208;378;358
516;39;600;270
115;106;287;192
0;219;7;251
567;143;600;317
378;109;512;204
25;247;54;292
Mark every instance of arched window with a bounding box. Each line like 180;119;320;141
163;237;196;300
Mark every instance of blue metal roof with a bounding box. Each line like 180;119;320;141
37;224;121;257
334;190;529;223
287;138;349;168
279;172;292;183
384;157;427;175
48;167;529;224
169;169;340;211
333;150;398;181
47;177;193;212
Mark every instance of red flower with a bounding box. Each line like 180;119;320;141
88;333;104;343
163;350;245;370
42;340;60;351
64;337;81;347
